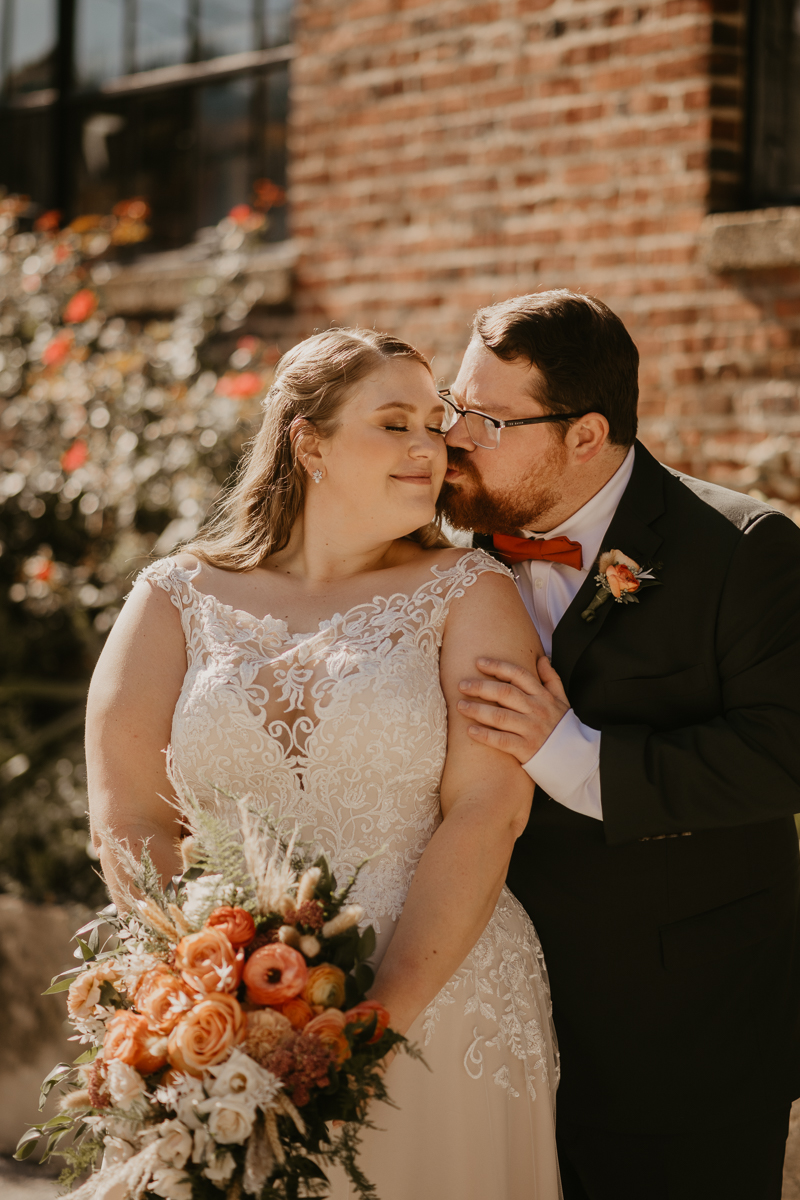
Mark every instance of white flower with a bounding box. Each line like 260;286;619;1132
204;1048;282;1110
102;1136;136;1168
182;874;224;926
106;1061;147;1111
203;1150;236;1185
154;1119;193;1169
148;1166;192;1200
198;1095;255;1144
154;1073;205;1131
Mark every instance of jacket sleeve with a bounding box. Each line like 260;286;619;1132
600;511;800;845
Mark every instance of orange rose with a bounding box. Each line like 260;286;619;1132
104;1011;167;1076
302;964;346;1010
167;993;245;1077
280;997;314;1030
135;968;190;1034
175;928;243;995
305;1008;351;1065
344;1000;391;1045
605;563;640;599
205;906;256;951
243;944;308;1006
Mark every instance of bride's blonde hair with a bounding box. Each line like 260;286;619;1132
183;328;450;570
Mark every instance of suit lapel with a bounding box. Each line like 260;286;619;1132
551;442;666;693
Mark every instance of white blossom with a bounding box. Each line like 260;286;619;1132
203;1150;236;1185
148;1166;192;1200
153;1119;193;1169
197;1094;255;1144
107;1061;147;1111
204;1048;282;1110
102;1136;136;1168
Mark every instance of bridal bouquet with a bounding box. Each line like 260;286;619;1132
17;796;418;1199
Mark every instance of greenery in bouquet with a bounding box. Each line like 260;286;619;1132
17;794;420;1199
0;188;287;905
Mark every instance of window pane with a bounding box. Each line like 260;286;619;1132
200;0;254;60
136;0;188;73
264;0;291;48
196;75;254;227
749;0;800;204
5;0;57;93
75;0;125;88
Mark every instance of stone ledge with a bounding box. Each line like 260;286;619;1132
97;240;297;316
701;207;800;272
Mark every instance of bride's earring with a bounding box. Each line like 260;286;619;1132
312;469;323;484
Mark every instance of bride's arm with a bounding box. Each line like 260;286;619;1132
85;581;188;908
369;569;543;1036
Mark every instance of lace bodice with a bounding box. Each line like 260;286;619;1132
138;549;512;953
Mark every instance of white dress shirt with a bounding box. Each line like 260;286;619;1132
515;446;636;820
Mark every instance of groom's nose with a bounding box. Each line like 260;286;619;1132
444;417;476;451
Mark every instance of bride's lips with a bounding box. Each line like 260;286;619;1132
391;473;432;485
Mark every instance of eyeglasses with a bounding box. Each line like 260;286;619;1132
438;389;592;450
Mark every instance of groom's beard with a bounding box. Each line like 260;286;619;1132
438;443;566;536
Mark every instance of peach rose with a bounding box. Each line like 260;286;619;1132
67;961;120;1020
280;997;314;1030
175;928;243;995
605;563;640;599
243;944;308;1006
302;964;346;1010
305;1008;351;1065
205;907;256;951
344;1000;391;1045
135;968;191;1034
104;1011;168;1076
167;993;245;1077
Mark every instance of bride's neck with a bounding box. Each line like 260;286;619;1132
265;512;402;585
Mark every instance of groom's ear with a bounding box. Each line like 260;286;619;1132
566;412;610;464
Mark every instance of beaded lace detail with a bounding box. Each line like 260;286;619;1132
138;549;558;1100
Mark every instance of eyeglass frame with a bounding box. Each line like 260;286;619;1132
437;389;593;449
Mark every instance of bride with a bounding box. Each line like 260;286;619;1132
86;328;562;1199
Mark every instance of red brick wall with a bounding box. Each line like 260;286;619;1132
278;0;800;513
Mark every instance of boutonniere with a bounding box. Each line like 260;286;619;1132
581;549;661;622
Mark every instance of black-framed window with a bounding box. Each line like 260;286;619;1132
0;0;291;250
748;0;800;206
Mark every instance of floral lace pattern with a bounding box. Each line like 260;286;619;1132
422;888;559;1102
138;550;558;1103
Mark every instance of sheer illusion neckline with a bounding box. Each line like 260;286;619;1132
176;553;470;641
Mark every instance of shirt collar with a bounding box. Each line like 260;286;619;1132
522;444;636;572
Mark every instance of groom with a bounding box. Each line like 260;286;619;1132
439;290;800;1200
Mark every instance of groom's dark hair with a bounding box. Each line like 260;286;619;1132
473;290;639;446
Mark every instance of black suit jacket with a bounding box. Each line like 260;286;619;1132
501;441;800;1133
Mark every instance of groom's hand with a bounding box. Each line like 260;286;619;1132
457;656;570;764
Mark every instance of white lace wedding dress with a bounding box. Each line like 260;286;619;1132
139;549;562;1200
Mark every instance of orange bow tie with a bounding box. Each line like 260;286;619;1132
492;533;583;570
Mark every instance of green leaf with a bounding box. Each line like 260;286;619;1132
38;1063;73;1109
43;976;75;994
87;926;100;954
73;1046;99;1065
14;1128;42;1160
354;962;374;994
98;979;125;1008
74;936;96;962
355;926;376;963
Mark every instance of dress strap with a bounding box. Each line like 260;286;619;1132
134;555;202;614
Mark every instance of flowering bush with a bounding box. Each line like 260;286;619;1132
0;191;283;904
17;798;419;1198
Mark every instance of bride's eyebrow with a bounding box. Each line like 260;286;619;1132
373;402;418;413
